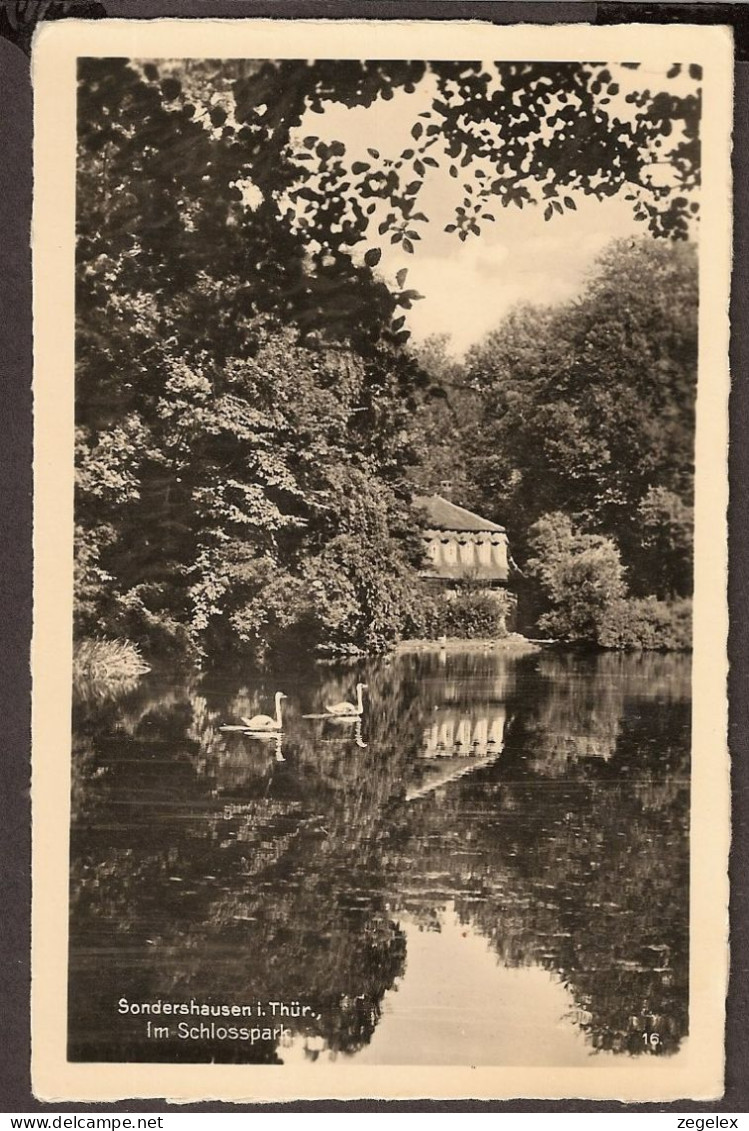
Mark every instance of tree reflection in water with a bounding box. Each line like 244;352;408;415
69;649;690;1063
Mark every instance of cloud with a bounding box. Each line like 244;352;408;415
388;195;643;354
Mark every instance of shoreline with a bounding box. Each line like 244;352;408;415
395;634;544;655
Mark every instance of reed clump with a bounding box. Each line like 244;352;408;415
73;638;150;682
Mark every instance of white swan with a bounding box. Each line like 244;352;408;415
242;692;286;731
325;682;367;718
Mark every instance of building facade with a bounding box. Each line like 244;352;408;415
413;494;510;585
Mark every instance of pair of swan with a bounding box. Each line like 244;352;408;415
240;684;368;732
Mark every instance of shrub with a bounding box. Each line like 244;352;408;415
438;586;513;639
526;511;692;651
401;582;444;640
528;512;627;643
229;564;312;664
598;597;692;651
300;534;421;654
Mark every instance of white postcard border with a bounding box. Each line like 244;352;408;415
31;17;733;1102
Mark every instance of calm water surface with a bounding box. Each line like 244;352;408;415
69;648;690;1065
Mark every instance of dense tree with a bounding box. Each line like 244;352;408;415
75;59;430;656
464;238;697;599
406;334;485;503
525;512;627;643
75;318;426;656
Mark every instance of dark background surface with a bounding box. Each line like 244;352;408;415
1;0;746;1113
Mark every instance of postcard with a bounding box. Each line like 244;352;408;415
31;16;732;1103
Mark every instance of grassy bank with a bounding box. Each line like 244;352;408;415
396;634;542;655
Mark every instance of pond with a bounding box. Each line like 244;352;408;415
68;646;691;1066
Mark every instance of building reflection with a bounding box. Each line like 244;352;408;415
421;708;506;757
405;707;506;802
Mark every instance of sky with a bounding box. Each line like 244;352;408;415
284;62;696;356
371;190;642;354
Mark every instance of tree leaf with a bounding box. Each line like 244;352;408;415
364;247;382;267
160;77;181;100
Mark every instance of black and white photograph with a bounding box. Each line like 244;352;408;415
30;17;732;1103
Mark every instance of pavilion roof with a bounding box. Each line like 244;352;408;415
413;494;506;533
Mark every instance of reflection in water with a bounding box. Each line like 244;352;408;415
69;649;690;1064
295;904;605;1067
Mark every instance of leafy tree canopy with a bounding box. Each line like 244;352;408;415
159;56;701;252
462;237;697;596
78;55;700;343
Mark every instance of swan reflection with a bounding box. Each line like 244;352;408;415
231;730;285;762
